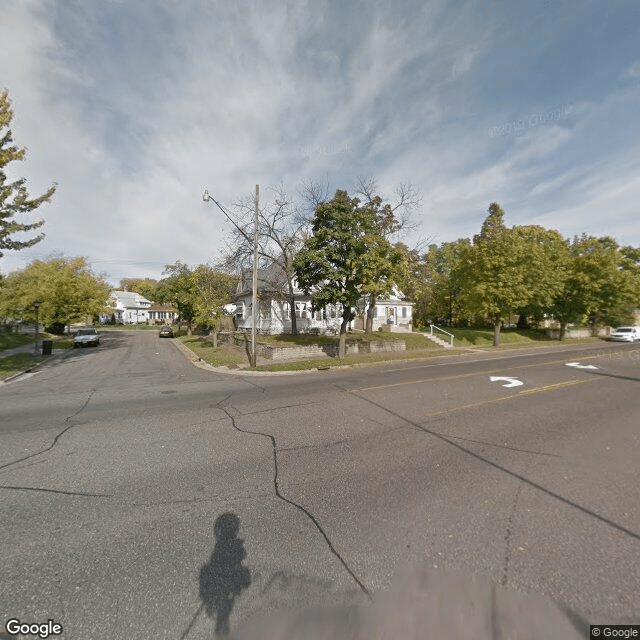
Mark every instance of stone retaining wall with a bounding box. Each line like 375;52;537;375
206;333;406;360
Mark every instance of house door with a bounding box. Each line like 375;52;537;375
386;307;396;325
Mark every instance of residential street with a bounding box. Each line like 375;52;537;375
1;330;639;638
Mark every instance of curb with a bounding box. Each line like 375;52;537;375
170;337;611;377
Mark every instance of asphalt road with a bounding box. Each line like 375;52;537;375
1;331;639;638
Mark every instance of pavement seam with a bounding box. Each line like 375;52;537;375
0;388;96;474
0;485;111;498
345;388;640;543
218;402;372;599
500;482;523;587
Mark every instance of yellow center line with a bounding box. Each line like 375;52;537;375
347;351;619;393
386;378;596;421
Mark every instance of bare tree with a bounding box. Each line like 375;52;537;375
220;185;310;335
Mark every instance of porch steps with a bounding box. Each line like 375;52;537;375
419;331;454;348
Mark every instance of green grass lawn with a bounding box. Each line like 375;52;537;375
445;327;604;347
178;336;248;368
178;327;606;373
0;331;37;350
0;353;46;380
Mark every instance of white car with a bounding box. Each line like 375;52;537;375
609;326;640;342
73;328;100;348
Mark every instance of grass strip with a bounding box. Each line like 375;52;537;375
0;353;47;380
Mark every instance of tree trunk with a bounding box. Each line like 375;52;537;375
559;322;567;340
338;332;346;358
493;317;501;347
339;306;352;357
212;331;218;348
365;293;376;334
340;307;351;335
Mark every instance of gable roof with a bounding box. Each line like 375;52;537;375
109;290;152;307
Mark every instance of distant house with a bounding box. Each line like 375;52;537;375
232;261;413;334
232;263;344;334
356;286;414;333
101;290;153;324
147;303;178;325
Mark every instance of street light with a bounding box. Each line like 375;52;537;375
33;299;41;354
203;186;259;367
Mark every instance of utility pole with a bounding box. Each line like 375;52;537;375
33;299;40;354
251;184;259;367
202;184;259;367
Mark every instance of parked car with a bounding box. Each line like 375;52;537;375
73;328;100;348
609;326;640;342
159;325;174;338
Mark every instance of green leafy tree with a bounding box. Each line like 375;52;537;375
353;177;422;332
456;203;534;346
119;278;159;301
1;90;55;259
0;256;109;333
293;189;394;355
156;262;237;335
156;262;197;335
511;225;570;329
191;264;238;330
417;239;472;327
551;235;640;337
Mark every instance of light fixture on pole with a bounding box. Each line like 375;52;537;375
33;299;41;354
203;186;259;367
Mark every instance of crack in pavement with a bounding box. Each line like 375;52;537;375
501;482;523;587
236;401;321;416
0;388;96;474
0;485;111;498
218;401;372;599
428;432;562;458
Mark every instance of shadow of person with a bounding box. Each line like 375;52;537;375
199;512;251;637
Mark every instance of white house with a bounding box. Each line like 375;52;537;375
357;285;414;332
102;290;153;324
147;303;179;324
232;264;344;334
232;262;413;334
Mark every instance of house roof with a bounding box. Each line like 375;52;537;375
110;290;152;307
234;261;293;297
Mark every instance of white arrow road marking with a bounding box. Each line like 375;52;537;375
565;362;598;370
489;376;524;388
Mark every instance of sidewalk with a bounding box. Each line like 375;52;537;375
0;343;43;359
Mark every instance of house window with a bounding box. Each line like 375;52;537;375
402;307;407;318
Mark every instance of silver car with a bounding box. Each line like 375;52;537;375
73;328;100;347
609;326;640;342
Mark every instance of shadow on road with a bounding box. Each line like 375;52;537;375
198;512;251;637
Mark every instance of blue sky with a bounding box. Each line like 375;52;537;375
1;0;638;285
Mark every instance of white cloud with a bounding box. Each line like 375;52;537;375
621;60;640;79
1;0;638;285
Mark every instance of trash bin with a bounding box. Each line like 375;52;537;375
41;339;53;355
